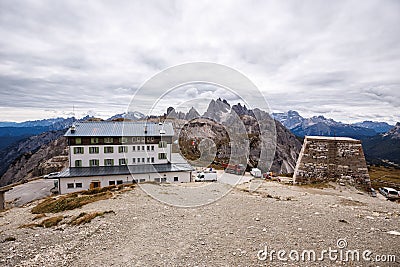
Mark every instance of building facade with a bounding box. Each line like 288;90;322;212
57;121;193;194
293;136;371;190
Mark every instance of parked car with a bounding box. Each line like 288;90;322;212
250;168;262;178
195;171;217;182
43;172;60;179
369;188;377;197
378;187;399;200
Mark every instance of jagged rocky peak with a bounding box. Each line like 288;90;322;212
185;107;200;121
383;122;400;139
166;107;185;120
203;98;231;121
231;103;254;117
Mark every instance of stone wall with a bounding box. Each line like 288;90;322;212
293;136;371;190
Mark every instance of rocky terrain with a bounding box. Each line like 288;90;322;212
0;131;68;186
0;181;399;266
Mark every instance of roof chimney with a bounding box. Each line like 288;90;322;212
70;124;76;134
144;125;148;134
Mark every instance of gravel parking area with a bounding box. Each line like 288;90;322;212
0;180;399;266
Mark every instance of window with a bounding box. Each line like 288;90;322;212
158;141;167;148
151;145;154;151
74;147;84;154
104;146;114;153
174;177;179;182
154;178;161;182
75;160;82;167
67;183;74;189
151;157;154;163
147;145;150;151
119;158;127;165
89;159;99;167
147;157;150;163
142;146;145;150
137;146;140;151
132;146;135;151
158;153;167;160
139;179;145;182
109;180;115;186
75;183;82;188
132;158;136;164
89;147;99;154
161;178;167;182
104;137;113;144
131;137;137;143
118;146;128;153
137;158;141;163
142;158;145;163
119;137;128;143
75;138;82;145
141;137;145;142
116;180;123;185
91;138;99;144
104;159;114;166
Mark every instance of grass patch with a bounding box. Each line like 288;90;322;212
298;182;335;189
40;215;63;227
31;185;134;214
368;165;400;190
339;198;366;206
19;215;63;228
19;223;40;229
31;191;112;214
32;213;46;221
69;210;114;225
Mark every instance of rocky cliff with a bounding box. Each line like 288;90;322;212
174;99;302;174
0;130;68;186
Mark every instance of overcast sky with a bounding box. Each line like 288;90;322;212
0;0;399;123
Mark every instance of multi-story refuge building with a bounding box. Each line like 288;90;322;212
293;136;371;190
57;121;193;194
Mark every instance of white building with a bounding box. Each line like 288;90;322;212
57;121;193;194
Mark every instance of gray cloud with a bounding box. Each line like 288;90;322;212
0;0;399;123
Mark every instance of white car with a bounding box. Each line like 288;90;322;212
378;187;399;200
195;172;217;182
43;172;60;179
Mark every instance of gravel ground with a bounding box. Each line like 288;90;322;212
0;180;399;266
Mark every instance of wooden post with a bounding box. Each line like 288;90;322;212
0;191;5;210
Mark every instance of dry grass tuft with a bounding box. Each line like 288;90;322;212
32;213;46;221
31;191;112;214
69;210;114;225
31;185;134;214
40;215;63;227
19;215;64;228
299;182;335;189
2;236;16;242
339;198;366;206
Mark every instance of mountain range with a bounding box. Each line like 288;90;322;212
272;110;393;138
0;100;398;186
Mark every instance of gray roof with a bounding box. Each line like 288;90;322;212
58;153;194;178
64;121;174;137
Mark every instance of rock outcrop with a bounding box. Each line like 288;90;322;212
0;131;68;186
